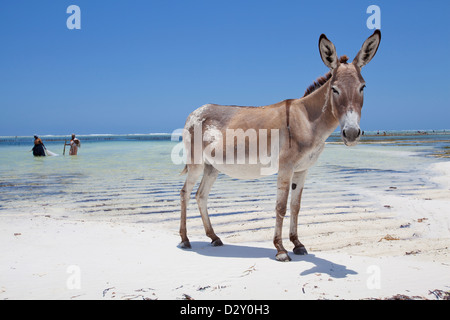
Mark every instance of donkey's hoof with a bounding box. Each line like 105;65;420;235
293;246;308;255
179;241;192;249
211;238;223;247
276;252;292;262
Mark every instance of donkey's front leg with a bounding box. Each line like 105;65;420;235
273;168;293;262
290;170;308;255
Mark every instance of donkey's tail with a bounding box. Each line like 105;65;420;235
180;165;188;175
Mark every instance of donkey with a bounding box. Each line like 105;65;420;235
179;30;381;261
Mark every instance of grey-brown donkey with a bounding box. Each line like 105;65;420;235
179;30;381;261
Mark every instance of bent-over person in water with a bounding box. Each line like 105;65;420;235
32;135;46;156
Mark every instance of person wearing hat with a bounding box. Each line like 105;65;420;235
32;135;46;156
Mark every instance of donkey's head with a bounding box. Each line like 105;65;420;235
319;30;381;146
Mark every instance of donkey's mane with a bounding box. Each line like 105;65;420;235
303;55;349;97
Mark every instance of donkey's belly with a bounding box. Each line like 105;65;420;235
203;138;280;179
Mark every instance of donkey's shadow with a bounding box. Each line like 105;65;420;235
185;242;357;279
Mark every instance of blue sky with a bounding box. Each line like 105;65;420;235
0;0;449;135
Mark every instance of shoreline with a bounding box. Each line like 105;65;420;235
1;129;450;142
0;162;449;300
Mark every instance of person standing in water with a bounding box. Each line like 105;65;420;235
32;135;46;156
69;134;81;155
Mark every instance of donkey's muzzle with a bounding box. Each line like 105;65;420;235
342;127;361;146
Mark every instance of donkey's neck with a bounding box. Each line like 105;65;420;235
299;80;339;142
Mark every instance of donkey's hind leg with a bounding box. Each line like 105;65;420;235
196;164;222;246
179;164;203;249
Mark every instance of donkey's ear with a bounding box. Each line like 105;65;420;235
353;30;381;68
319;34;338;70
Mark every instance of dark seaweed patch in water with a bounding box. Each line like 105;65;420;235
0;173;82;204
76;198;113;203
138;209;179;215
198;209;263;219
327;165;406;175
0;182;18;188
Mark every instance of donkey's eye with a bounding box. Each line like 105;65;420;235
332;87;340;95
360;85;366;93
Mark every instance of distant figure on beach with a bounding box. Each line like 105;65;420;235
32;135;46;156
69;134;81;155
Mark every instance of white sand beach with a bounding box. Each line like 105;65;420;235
0;158;449;300
3;0;450;305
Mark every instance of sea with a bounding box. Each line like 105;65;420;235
1;130;449;242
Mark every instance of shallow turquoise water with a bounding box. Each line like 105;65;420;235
0;133;448;222
0;140;183;207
